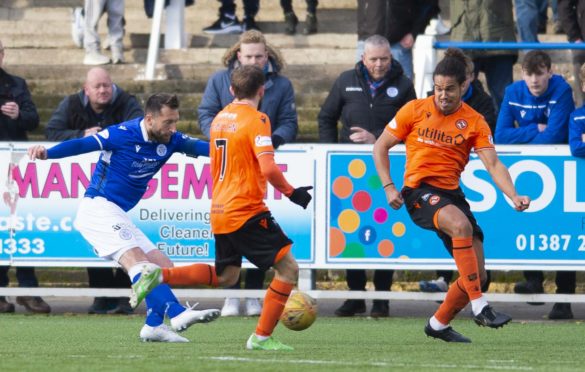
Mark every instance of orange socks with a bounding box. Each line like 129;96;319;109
256;278;294;337
434;278;470;325
452;236;482;300
161;264;218;287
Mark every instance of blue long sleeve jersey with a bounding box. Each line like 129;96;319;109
46;117;209;212
569;106;585;157
495;74;574;144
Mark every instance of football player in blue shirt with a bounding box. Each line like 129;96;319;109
28;93;220;342
569;63;585;158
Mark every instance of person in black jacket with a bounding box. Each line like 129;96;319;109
45;67;143;315
558;0;585;106
0;39;51;314
318;34;416;317
356;0;439;79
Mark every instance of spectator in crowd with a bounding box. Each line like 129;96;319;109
0;39;50;314
373;50;531;343
280;0;318;35
569;63;585;157
419;48;497;293
83;0;126;65
46;67;143;314
29;93;220;342
450;0;517;112
356;0;439;80
515;0;549;42
318;35;416;317
558;0;585;105
198;30;298;317
203;0;260;34
496;50;576;320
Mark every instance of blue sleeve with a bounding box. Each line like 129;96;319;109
270;78;298;144
197;74;224;139
46;135;102;159
495;88;538;144
569;112;585;157
177;138;209;157
530;88;573;144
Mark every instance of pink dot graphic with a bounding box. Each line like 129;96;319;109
373;208;388;223
352;191;371;212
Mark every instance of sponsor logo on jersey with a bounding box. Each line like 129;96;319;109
156;144;167;157
416;127;466;146
389;118;397;129
386;86;398;98
345;86;363;92
421;193;432;201
255;135;273;147
135;145;141;153
119;125;127;130
455;119;468;130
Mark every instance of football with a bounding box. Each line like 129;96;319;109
280;291;318;331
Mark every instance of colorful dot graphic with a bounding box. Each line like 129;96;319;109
367;175;382;189
348;159;366;178
329;227;346;257
352;191;371;212
332;176;353;199
378;240;394;257
392;222;406;237
373;208;388;224
338;209;360;233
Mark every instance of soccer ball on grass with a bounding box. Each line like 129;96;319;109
280;291;317;331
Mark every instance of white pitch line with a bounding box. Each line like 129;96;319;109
201;356;533;370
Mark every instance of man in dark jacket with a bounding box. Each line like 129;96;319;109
45;67;143;315
318;34;416;317
558;0;585;105
0;39;50;314
356;0;439;79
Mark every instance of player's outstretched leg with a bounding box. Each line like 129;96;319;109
130;264;162;308
424;321;471;343
426;278;472;343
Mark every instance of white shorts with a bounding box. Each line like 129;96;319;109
74;197;156;261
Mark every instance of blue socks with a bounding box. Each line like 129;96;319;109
133;273;185;326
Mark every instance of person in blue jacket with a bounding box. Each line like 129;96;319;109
198;30;298;318
496;50;574;144
496;50;577;320
569;63;585;157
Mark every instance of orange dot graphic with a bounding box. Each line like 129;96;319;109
338;209;360;233
392;222;406;237
329;227;346;257
332;176;353;199
348;159;366;178
378;240;394;257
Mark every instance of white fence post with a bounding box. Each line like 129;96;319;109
413;35;437;98
145;0;166;80
165;0;186;50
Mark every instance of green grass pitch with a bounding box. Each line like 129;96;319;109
1;314;583;371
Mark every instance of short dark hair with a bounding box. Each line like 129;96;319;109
522;50;552;74
145;93;179;115
433;53;467;85
230;65;265;99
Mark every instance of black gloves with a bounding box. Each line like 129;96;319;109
289;186;313;209
271;135;284;149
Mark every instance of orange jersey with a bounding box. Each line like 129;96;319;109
210;102;273;234
385;96;494;190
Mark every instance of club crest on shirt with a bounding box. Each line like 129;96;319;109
386;86;398;98
429;195;441;205
255;135;272;147
156;144;167;157
118;228;133;240
455;119;468;130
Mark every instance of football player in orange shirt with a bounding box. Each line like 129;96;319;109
373;53;531;343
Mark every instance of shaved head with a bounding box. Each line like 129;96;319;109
84;67;113;112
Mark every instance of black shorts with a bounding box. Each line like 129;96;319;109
402;183;484;255
214;211;293;275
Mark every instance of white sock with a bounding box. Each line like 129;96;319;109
471;296;489;316
255;334;269;341
429;316;448;331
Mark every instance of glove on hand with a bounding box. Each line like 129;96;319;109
289;186;313;209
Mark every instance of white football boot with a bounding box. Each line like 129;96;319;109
170;303;221;332
140;324;188;343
